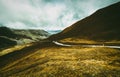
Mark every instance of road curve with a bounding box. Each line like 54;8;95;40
52;41;120;49
53;41;71;46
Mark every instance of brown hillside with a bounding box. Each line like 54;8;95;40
48;2;120;41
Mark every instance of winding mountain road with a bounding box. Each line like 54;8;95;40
53;41;120;49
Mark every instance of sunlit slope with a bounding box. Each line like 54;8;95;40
0;45;120;77
59;38;120;45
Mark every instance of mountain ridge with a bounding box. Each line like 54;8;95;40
48;2;120;41
0;26;50;49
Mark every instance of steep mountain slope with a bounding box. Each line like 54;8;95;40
0;27;17;38
0;36;17;49
48;2;120;41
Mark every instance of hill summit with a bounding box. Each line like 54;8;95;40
48;2;120;41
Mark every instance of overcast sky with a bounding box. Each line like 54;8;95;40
0;0;120;30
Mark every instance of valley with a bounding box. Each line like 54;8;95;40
0;2;120;77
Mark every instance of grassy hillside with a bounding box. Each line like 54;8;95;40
59;38;120;46
0;36;17;49
48;2;120;41
0;26;50;49
0;44;120;77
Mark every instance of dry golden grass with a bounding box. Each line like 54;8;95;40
0;45;120;77
0;44;32;56
60;38;97;44
60;38;120;45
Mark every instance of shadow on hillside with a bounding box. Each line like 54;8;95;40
0;41;54;68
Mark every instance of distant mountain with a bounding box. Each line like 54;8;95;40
13;29;50;40
48;2;120;41
0;26;50;49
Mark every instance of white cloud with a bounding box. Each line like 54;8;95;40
0;0;120;30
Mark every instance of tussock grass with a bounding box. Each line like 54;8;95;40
0;44;32;56
0;45;120;77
